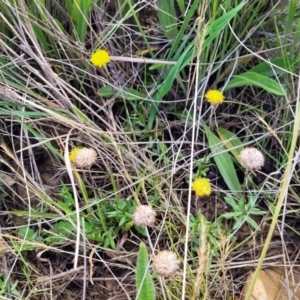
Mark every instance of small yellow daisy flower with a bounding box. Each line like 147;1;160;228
69;147;82;163
192;178;212;197
205;90;224;105
90;49;110;68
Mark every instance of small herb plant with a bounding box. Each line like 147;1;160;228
187;211;228;256
219;194;266;231
18;185;137;249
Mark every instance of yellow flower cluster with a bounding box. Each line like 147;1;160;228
192;178;212;197
90;49;110;68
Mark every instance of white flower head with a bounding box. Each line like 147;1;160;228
70;147;97;169
132;205;156;227
239;147;265;171
152;250;180;278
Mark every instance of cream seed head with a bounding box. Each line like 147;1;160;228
132;205;156;227
239;147;265;171
69;147;97;169
152;250;180;278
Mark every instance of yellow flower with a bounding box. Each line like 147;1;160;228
205;89;224;105
90;49;110;68
69;147;82;163
192;178;211;197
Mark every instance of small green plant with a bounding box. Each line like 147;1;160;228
17;185;136;249
0;278;21;298
106;199;135;231
17;227;43;251
219;194;266;231
188;211;227;256
192;157;212;179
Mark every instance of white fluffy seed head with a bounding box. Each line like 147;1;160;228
74;148;97;169
152;250;180;278
239;147;265;171
132;205;156;227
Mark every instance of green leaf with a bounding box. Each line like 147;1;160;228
224;196;241;210
72;105;90;122
76;0;92;42
31;22;49;52
134;225;147;237
248;58;296;77
243;217;260;231
53;221;74;237
249;210;266;216
136;243;156;300
10;210;58;219
224;71;286;95
232;216;245;230
202;122;241;193
123;221;132;232
156;45;192;100
17;122;62;159
217;128;243;162
220;211;242;219
16;227;41;250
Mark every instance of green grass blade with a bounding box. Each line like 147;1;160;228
176;0;185;15
157;0;178;39
18;121;62;159
147;2;246;129
202;1;247;49
159;2;246;99
69;0;93;42
147;43;194;129
283;0;298;45
167;0;199;58
78;0;92;42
